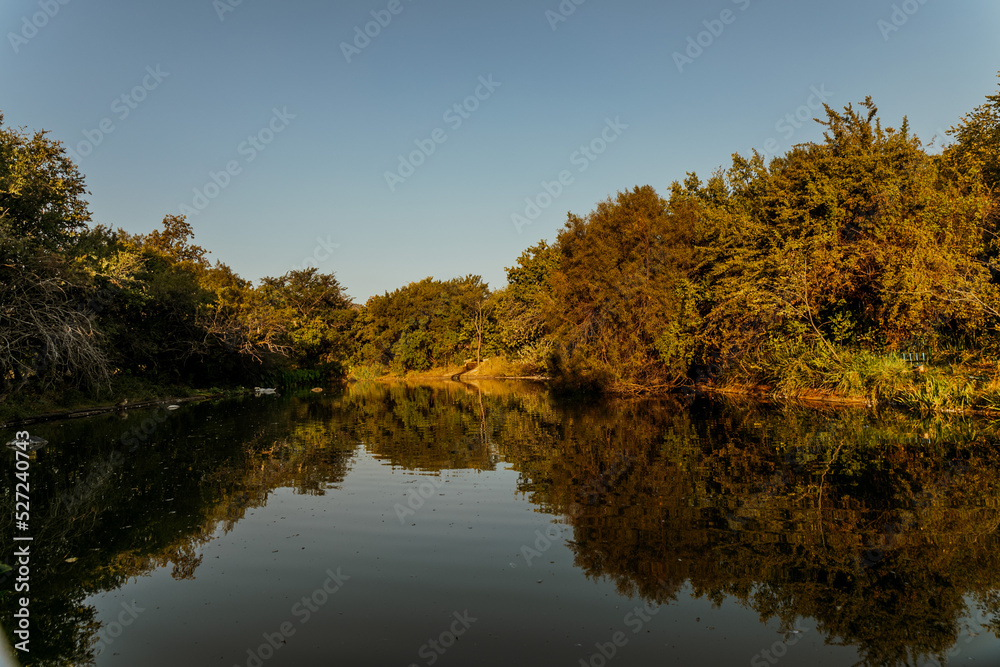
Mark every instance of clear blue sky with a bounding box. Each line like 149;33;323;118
2;0;998;302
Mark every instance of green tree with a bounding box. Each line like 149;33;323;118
352;275;490;374
947;71;1000;190
493;241;556;363
254;268;356;372
0;112;90;250
0;113;107;393
698;98;996;376
545;185;700;391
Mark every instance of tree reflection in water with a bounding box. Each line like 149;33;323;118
2;381;999;666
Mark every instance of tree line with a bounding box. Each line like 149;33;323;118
2;74;998;402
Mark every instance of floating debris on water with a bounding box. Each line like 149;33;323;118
6;435;48;451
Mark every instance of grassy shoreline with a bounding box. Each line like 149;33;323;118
700;347;1000;416
0;380;251;428
6;353;1000;428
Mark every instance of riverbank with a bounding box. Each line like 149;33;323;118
699;350;1000;417
6;353;1000;428
0;380;251;428
0;394;218;428
353;357;552;383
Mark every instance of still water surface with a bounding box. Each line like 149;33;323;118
2;380;999;666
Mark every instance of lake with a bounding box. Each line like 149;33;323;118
2;380;999;666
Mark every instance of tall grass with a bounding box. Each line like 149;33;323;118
347;364;387;382
471;357;545;377
718;340;1000;413
773;347;911;403
261;367;323;388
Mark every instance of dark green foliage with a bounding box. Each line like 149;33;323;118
4;75;1000;401
0;115;105;394
686;97;997;389
0;112;90;250
507;81;1000;394
545;185;699;392
351;275;490;374
0;109;357;397
253;268;356;374
492;241;557;368
947;71;1000;191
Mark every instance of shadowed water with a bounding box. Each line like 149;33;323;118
2;381;1000;666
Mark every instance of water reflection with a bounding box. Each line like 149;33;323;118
1;381;999;665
